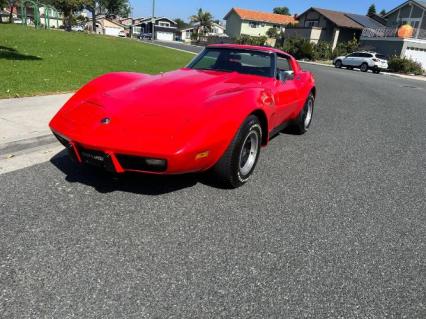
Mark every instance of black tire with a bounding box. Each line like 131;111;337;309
360;63;369;72
373;69;381;74
211;115;262;188
292;93;315;134
335;60;342;68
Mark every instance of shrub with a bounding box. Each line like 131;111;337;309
281;37;314;60
312;41;333;61
332;38;359;58
266;27;279;39
236;35;267;46
388;56;424;75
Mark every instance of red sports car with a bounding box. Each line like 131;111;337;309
50;44;316;188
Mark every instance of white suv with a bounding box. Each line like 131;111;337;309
333;52;388;74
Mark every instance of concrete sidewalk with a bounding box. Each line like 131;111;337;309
0;93;72;174
0;93;72;149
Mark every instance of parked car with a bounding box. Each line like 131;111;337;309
71;25;84;32
333;52;388;73
118;30;126;37
50;44;316;188
138;33;152;40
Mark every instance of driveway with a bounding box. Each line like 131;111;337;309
1;64;425;318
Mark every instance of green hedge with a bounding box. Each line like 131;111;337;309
236;35;268;46
279;37;359;61
388;56;424;75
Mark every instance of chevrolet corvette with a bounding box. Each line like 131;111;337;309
50;44;316;188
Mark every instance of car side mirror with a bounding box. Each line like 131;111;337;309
277;70;294;83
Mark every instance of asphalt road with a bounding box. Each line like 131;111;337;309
1;64;425;318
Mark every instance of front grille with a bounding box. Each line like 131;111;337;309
116;154;167;172
78;146;115;172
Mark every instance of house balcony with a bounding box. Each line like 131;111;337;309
361;27;426;41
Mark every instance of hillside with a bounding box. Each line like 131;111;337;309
0;25;193;98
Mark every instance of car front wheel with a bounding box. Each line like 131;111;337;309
211;115;262;188
292;93;314;134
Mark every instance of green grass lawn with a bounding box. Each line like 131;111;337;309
0;24;194;98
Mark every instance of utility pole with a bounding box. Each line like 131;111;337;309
151;0;155;40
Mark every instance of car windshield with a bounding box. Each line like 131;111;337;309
188;48;275;78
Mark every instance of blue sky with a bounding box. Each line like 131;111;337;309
129;0;405;21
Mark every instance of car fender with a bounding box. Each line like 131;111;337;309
177;87;272;170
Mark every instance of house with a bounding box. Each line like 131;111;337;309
285;7;384;49
87;17;125;36
132;17;178;41
360;0;426;69
38;6;63;28
224;8;296;38
181;22;226;42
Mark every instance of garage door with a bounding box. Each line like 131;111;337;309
156;31;174;41
104;27;120;37
405;47;426;70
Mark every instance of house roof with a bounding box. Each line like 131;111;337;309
383;1;426;17
96;18;125;28
310;8;364;29
299;7;384;30
137;17;177;24
224;8;297;25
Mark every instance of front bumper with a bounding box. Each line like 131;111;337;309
52;130;215;175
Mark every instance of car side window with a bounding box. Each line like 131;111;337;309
347;53;357;58
277;54;293;72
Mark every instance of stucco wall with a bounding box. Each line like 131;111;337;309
225;12;242;38
240;20;279;37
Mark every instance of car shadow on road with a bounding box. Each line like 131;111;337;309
50;150;203;195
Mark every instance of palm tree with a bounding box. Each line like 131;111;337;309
190;8;213;36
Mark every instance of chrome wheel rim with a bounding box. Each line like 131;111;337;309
239;131;259;176
304;98;313;128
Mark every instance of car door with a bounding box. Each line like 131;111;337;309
272;54;300;128
343;53;357;66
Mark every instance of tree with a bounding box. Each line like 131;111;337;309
85;0;130;33
48;0;88;30
102;0;130;17
367;4;377;15
266;27;278;39
4;0;18;23
190;8;213;35
380;9;386;16
174;18;188;30
273;7;291;16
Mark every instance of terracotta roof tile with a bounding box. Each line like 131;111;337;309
226;8;297;25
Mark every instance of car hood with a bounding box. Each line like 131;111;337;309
54;69;271;154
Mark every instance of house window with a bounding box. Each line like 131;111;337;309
249;22;259;28
305;20;319;27
159;21;170;27
133;26;141;33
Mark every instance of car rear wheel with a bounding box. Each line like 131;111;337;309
292;93;314;134
360;63;369;72
211;115;262;188
335;60;342;68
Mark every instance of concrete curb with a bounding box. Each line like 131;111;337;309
0;134;57;157
299;60;426;82
140;40;198;55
